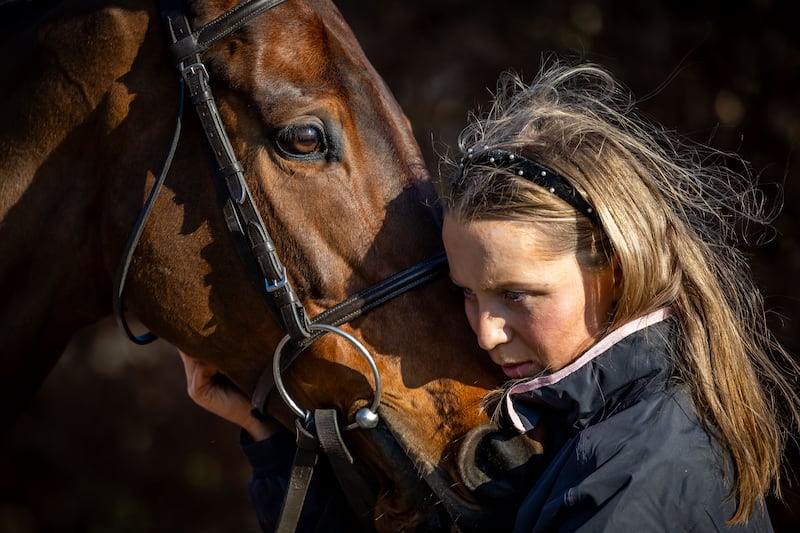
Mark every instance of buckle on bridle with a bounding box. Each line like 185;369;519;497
265;266;289;292
180;62;209;81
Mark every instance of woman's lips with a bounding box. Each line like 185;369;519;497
501;361;536;379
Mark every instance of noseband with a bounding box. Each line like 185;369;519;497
112;0;490;530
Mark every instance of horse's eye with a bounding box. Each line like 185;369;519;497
275;124;326;157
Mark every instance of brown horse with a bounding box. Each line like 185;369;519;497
0;0;504;529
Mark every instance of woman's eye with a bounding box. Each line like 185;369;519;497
462;287;475;299
275;125;326;156
504;291;525;302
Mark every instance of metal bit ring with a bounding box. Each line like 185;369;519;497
272;323;382;430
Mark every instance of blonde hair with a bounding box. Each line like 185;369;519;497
444;61;800;524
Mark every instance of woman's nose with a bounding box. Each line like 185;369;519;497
474;311;510;351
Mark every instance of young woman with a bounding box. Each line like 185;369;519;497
442;62;800;531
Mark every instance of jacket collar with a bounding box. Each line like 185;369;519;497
502;308;675;433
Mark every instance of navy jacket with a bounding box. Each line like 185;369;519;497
501;309;772;532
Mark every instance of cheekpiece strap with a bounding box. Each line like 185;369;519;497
457;148;599;224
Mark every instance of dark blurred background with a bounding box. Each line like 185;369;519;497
2;0;799;531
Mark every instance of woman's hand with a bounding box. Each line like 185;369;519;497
178;350;281;441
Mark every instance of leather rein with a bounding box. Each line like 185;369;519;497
110;0;487;530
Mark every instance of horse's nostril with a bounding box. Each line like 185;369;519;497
456;423;546;508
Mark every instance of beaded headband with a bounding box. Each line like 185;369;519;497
455;148;599;224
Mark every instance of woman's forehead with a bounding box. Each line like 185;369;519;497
443;215;567;263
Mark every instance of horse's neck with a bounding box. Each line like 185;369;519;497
0;4;154;418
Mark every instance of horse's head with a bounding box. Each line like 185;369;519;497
106;0;503;528
0;0;504;528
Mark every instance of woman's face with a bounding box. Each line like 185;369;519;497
443;214;619;379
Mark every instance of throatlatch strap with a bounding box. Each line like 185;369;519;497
112;80;184;345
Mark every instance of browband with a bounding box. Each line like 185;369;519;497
455;148;599;224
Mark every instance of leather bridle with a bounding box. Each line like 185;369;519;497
112;0;491;530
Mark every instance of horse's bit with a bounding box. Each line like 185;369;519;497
112;0;489;530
